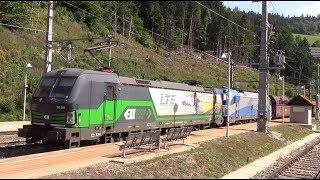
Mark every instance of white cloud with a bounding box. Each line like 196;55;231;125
296;1;320;17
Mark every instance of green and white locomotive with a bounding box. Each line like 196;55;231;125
18;68;223;148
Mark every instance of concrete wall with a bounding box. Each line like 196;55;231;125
290;106;312;124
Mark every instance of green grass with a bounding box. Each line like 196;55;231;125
293;33;320;45
312;119;320;128
46;124;312;179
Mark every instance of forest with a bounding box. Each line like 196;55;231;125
1;1;318;85
0;1;319;120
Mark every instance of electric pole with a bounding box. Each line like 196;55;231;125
43;1;54;74
257;1;269;133
316;64;320;120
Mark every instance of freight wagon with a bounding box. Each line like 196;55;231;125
269;95;290;119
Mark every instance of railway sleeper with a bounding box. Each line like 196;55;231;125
285;169;319;174
277;174;313;179
295;160;320;165
282;172;316;178
282;171;317;177
291;165;320;169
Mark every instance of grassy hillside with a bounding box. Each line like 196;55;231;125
0;6;301;121
293;33;320;45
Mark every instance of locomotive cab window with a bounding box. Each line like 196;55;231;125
34;77;56;98
50;77;77;99
106;86;114;100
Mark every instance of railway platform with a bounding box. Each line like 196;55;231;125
0;121;30;132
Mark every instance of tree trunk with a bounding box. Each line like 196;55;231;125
129;15;133;38
114;10;117;33
122;15;125;35
152;27;154;41
188;14;193;50
219;36;222;58
224;35;227;53
298;64;303;87
216;35;220;57
182;10;185;46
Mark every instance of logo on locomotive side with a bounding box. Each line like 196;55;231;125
44;115;50;120
90;132;101;138
124;109;136;120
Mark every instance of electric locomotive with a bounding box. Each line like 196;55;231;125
18;68;224;148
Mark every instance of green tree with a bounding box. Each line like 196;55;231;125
0;2;29;27
293;37;316;86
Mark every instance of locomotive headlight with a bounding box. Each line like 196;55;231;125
66;111;76;125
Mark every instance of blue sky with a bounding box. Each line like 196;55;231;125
222;1;320;17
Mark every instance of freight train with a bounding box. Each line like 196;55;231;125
18;68;289;148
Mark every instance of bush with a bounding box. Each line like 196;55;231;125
0;97;16;113
88;19;109;37
0;25;4;33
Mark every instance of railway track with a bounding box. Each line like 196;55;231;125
0;130;61;158
0;139;25;147
0;131;17;136
0;142;64;159
257;137;320;179
0;130;26;148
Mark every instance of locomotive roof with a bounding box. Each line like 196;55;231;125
44;68;215;93
43;68;118;77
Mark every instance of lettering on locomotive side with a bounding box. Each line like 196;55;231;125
56;106;65;110
90;132;101;138
160;94;177;106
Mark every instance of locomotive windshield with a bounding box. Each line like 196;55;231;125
34;77;77;99
34;77;56;98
